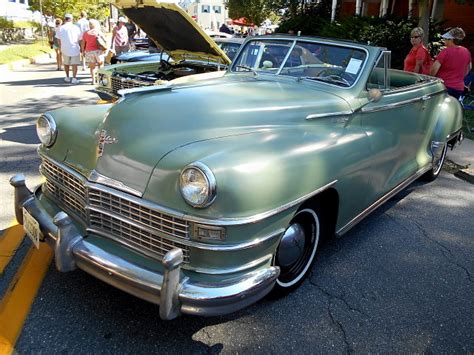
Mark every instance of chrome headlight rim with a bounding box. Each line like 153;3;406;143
36;113;57;147
180;162;216;208
98;73;109;87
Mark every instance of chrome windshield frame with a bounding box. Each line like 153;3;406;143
230;37;370;89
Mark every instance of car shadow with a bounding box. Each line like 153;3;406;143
0;124;39;145
1;96;97;123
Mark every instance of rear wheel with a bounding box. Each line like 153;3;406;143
272;208;321;295
423;142;447;181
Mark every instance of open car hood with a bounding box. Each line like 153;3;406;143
114;0;231;65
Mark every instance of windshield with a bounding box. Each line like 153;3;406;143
217;41;242;60
231;39;367;87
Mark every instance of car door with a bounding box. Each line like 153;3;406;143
359;51;433;201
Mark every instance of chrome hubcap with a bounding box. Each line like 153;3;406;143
277;223;306;267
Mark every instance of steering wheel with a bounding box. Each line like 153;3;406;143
315;68;351;86
315;67;344;78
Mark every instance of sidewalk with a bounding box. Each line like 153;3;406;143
446;137;474;183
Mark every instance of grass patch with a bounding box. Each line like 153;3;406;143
464;109;474;140
0;41;51;64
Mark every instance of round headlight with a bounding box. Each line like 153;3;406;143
99;75;109;86
180;162;216;208
36;113;57;147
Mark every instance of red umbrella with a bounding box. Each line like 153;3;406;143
232;17;254;26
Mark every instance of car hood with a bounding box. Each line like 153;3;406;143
86;76;351;195
114;0;231;65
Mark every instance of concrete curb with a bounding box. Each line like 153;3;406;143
0;51;55;73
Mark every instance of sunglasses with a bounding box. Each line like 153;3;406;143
411;35;421;39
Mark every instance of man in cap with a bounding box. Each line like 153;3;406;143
430;27;472;99
55;13;82;84
111;17;130;57
76;10;90;71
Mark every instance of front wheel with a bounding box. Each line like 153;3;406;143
422;142;447;181
272;208;321;296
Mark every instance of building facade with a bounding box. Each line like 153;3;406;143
185;0;228;31
0;0;34;21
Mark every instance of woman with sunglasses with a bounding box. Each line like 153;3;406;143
431;27;472;99
403;27;431;75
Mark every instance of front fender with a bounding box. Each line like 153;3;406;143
144;122;371;223
38;104;113;175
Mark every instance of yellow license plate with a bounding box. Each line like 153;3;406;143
23;208;42;249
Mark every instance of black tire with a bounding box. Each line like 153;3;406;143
271;207;322;296
422;143;447;182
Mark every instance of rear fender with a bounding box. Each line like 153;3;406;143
431;94;463;143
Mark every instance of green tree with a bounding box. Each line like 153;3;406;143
29;0;110;20
226;0;273;25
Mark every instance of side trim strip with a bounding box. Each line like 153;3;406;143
361;89;445;113
336;165;431;236
306;111;353;120
184;180;338;226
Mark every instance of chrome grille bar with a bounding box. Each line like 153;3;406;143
88;189;189;239
40;157;191;264
89;212;190;263
111;77;153;95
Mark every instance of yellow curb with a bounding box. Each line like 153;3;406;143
0;243;53;354
0;222;25;275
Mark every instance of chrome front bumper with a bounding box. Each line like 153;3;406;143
10;174;279;320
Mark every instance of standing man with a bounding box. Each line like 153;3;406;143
76;11;90;71
55;13;82;84
111;17;130;56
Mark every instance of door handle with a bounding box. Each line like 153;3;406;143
421;95;431;101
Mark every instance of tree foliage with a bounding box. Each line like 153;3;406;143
226;0;274;25
29;0;110;20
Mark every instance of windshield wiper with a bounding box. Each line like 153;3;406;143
235;65;257;76
301;76;350;87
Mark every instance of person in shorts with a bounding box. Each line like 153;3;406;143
81;19;105;84
55;13;82;84
48;18;63;70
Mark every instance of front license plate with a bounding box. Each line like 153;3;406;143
23;208;42;249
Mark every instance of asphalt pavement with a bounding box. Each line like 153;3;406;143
0;59;473;353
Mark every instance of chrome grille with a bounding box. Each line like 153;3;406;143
89;211;190;263
41;158;191;263
88;189;189;239
110;76;153;95
41;160;87;219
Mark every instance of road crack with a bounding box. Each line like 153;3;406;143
308;275;366;353
385;212;473;283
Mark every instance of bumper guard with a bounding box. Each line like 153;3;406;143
10;174;279;320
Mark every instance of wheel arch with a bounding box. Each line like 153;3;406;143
297;187;339;239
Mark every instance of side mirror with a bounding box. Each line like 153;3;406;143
368;88;382;103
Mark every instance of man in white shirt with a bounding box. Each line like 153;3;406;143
55;13;82;84
76;11;89;71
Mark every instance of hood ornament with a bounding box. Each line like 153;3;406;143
97;129;118;157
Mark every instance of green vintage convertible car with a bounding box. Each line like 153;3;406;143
95;1;232;101
11;30;463;319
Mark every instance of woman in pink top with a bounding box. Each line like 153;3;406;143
431;27;472;99
81;19;106;84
